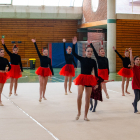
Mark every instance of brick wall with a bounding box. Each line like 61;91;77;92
88;32;105;41
0;19;78;68
82;0;107;23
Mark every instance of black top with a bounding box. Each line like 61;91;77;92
0;57;11;71
115;50;131;69
34;42;54;75
2;44;23;72
72;44;98;77
90;43;109;74
64;43;77;68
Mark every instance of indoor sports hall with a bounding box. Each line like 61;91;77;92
0;0;140;140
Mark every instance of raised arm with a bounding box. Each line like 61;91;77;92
113;46;123;60
107;58;110;75
19;56;23;72
62;39;67;59
72;57;77;68
129;48;134;67
1;38;12;56
89;41;99;59
6;59;11;71
31;39;42;58
92;60;98;77
49;58;54;76
72;37;82;61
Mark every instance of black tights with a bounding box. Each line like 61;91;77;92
133;89;140;113
90;98;98;112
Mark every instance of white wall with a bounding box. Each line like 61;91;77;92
0;5;82;19
116;0;140;14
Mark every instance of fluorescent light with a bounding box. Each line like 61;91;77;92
74;0;83;7
0;0;11;4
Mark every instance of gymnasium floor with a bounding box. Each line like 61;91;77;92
6;68;124;83
1;69;139;140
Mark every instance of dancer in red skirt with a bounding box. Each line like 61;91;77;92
0;48;11;106
113;46;133;96
31;39;54;102
89;41;110;99
59;39;77;95
90;77;114;112
1;39;23;97
72;37;98;121
129;48;140;114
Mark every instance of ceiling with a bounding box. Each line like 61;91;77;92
0;0;84;7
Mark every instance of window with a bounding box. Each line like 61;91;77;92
12;0;84;7
0;0;12;5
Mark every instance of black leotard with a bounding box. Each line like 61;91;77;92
2;44;23;72
90;43;109;75
64;43;77;67
34;42;54;75
115;50;131;69
72;44;98;77
0;57;11;71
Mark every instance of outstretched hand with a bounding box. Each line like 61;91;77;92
112;46;116;51
63;38;66;42
129;48;132;52
1;38;4;45
87;40;92;45
72;36;77;44
31;39;36;43
94;85;99;90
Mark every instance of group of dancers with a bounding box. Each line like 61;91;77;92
0;37;140;121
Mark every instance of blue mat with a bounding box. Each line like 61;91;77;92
52;43;77;68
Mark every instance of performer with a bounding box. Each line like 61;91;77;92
90;77;114;112
72;37;98;121
89;41;109;99
1;39;23;97
113;46;133;96
31;39;54;102
59;39;77;95
0;48;11;106
129;48;140;114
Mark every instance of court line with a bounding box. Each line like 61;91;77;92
20;76;28;78
107;89;121;94
107;89;133;97
2;94;59;140
52;77;65;82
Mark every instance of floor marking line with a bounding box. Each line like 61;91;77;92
52;77;65;82
2;94;59;140
20;76;28;78
107;89;122;94
107;89;133;97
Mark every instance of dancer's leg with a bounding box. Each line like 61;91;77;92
68;76;72;93
122;76;125;96
14;78;18;96
125;78;130;94
84;87;92;120
64;76;68;95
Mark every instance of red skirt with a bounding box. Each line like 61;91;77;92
73;74;97;86
98;69;109;80
117;67;133;78
59;64;75;77
35;67;52;77
0;72;8;84
7;64;22;79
